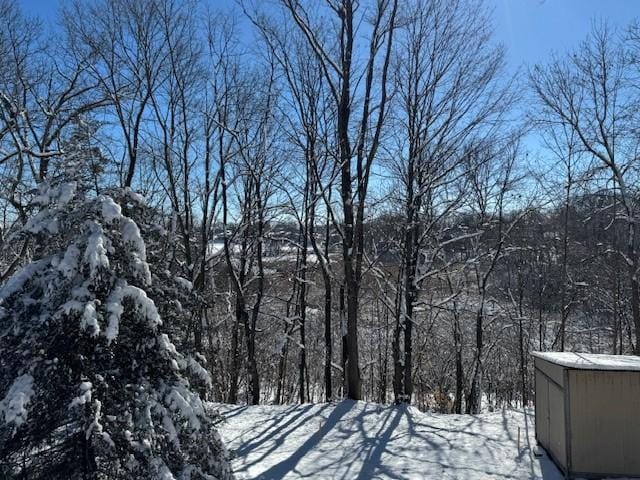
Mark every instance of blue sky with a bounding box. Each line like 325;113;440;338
489;0;640;69
15;0;640;192
18;0;640;69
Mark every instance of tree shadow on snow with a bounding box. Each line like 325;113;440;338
235;404;320;458
375;406;563;480
253;401;357;479
351;404;407;480
237;402;563;480
253;402;413;480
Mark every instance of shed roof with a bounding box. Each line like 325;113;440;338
532;352;640;371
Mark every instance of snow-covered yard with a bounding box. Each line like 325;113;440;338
217;401;563;480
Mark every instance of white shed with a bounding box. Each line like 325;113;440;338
533;352;640;479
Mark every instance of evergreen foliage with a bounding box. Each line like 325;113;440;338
0;182;234;479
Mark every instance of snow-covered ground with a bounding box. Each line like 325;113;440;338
216;401;563;480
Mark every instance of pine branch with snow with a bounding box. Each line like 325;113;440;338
0;182;234;479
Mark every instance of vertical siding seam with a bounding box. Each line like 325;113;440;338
564;368;572;479
534;361;538;443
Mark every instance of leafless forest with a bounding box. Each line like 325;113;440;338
2;0;639;417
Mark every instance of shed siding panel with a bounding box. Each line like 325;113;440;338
548;380;566;467
535;358;564;387
535;370;550;448
569;370;640;475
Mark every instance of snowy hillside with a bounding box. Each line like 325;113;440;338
216;401;562;480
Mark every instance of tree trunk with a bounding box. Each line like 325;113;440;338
340;285;348;397
228;314;240;404
453;317;463;414
467;307;484;414
324;276;332;402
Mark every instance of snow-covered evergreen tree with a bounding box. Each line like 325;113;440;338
0;181;234;479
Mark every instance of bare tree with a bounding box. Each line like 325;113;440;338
249;9;341;402
531;24;640;353
64;0;172;189
215;48;280;404
388;0;511;404
0;0;107;282
537;124;586;351
463;139;523;413
279;0;399;400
